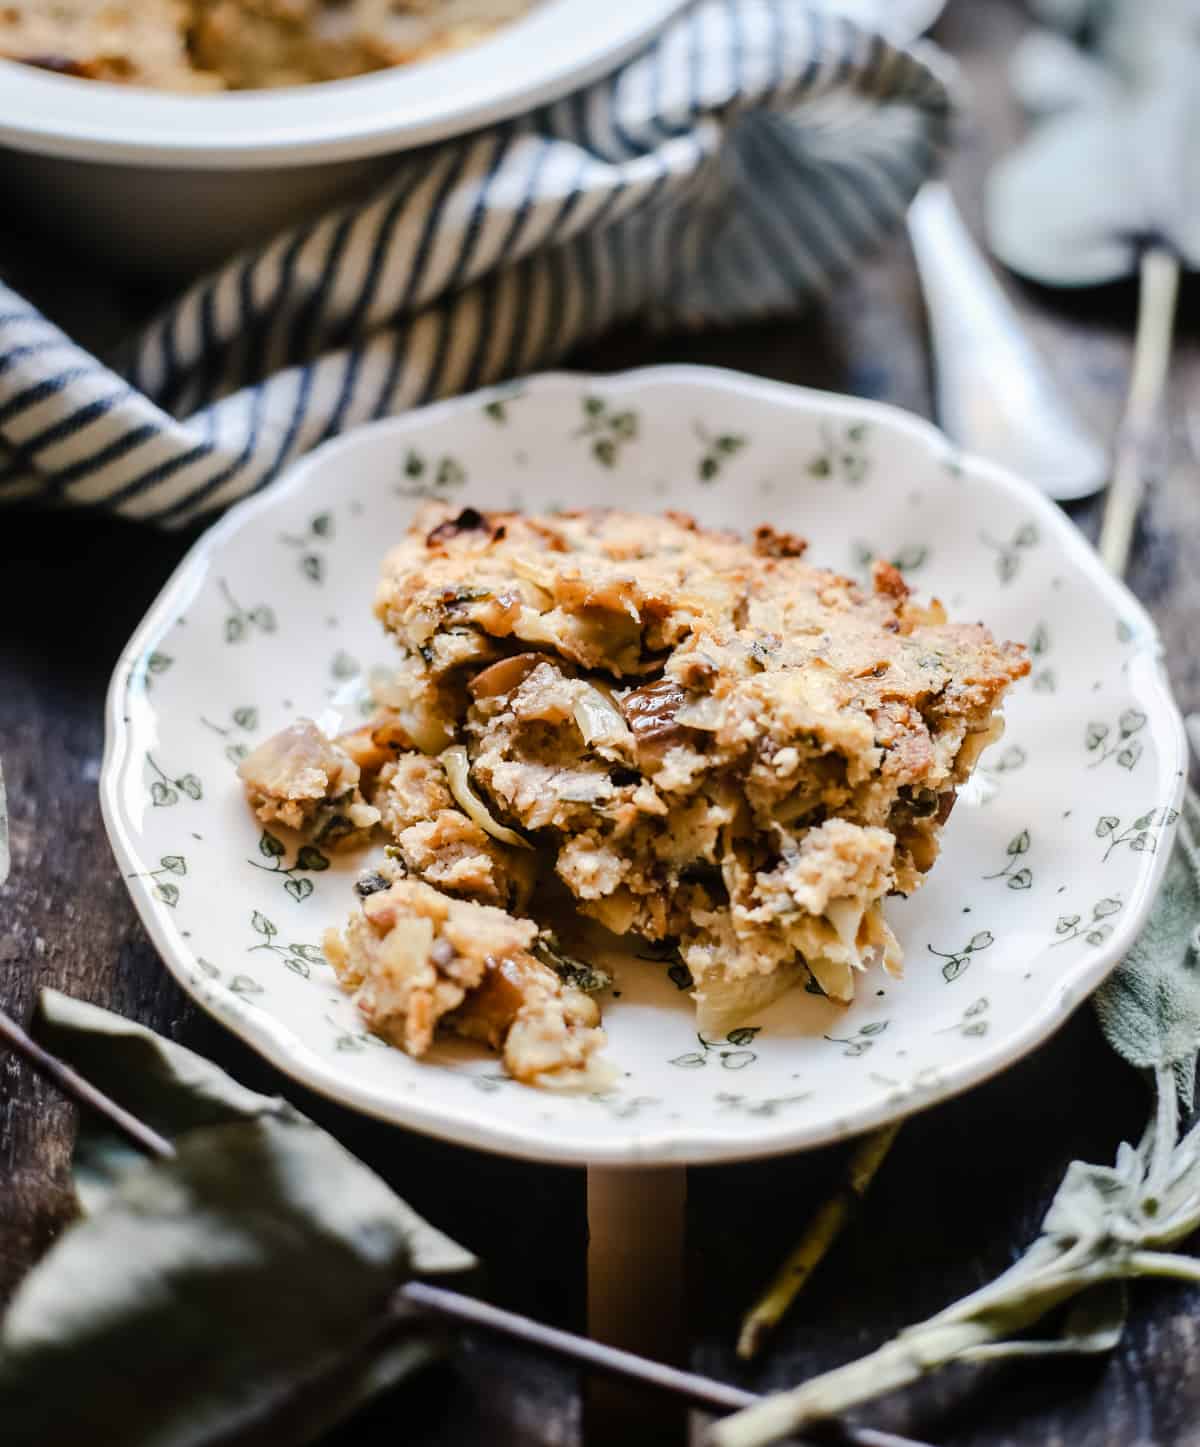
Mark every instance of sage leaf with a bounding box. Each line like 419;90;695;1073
1041;1160;1139;1242
986;0;1200;287
1094;793;1200;1106
0;992;476;1447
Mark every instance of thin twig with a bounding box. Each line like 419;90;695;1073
401;1282;927;1447
402;1280;755;1415
0;1002;939;1447
1098;245;1180;577
737;1122;902;1360
0;1006;174;1161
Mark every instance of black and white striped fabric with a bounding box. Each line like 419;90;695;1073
0;1;950;527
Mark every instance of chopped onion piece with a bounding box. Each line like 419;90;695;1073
825;897;868;970
469;652;549;699
807;952;856;1003
957;714;1005;772
572;682;633;747
510;555;555;597
368;667;452;755
694;962;803;1035
440;745;532;849
369;707;450;757
674;695;725;730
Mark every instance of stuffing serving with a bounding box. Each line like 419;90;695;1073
1;1;539;89
238;504;1029;1086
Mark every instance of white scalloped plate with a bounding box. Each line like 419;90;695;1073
101;367;1186;1166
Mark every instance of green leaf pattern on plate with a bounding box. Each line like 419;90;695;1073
280;511;335;584
715;1091;810;1118
247;911;326;978
806;420;870;484
984;829;1033;889
983;744;1028;777
670;1029;762;1071
248;831;331;901
128;853;188;908
146;754;202;807
1096;806;1179;863
929;931;995;983
574;396;639;467
396;448;467;499
824;1020;889;1057
852;540;929;574
693;422;748;481
980;522;1038;583
941;997;991;1039
1053;897;1124;948
219;579;277;643
201;707;259;766
482;384;526;424
1086;710;1147;771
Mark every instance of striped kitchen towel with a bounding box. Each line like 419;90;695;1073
0;0;950;528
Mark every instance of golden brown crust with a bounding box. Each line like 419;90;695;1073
371;504;1029;1018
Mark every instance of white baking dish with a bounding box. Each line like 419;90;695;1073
0;0;688;279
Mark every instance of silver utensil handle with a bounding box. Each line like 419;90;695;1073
907;181;1108;501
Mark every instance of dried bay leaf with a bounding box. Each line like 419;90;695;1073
0;992;476;1447
34;989;475;1276
1;1119;437;1446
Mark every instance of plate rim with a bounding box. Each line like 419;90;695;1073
100;364;1188;1167
0;0;690;167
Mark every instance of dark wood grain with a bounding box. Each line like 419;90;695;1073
2;2;1199;1446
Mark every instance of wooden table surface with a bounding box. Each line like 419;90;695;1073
3;3;1199;1444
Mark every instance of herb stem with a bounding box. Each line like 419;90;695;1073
0;1006;175;1162
1148;1064;1179;1200
736;1122;902;1359
1098;245;1180;577
713;1251;1133;1447
1124;1251;1200;1284
712;1321;996;1447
